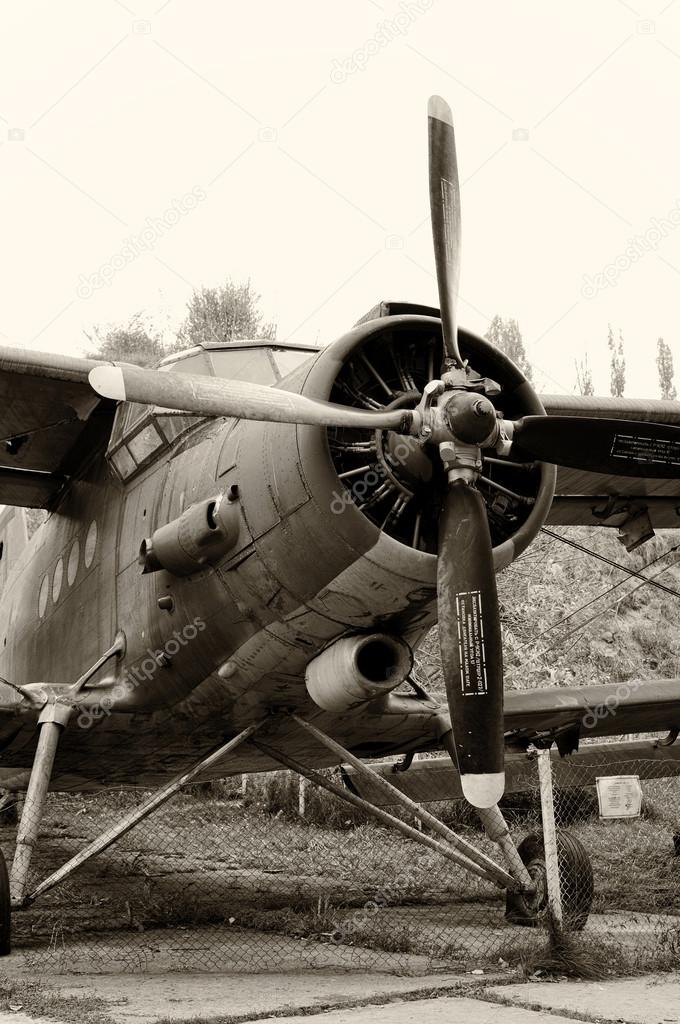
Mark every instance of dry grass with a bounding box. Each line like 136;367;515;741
0;979;117;1024
415;526;680;697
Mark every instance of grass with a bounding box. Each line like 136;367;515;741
4;767;680;974
0;979;118;1024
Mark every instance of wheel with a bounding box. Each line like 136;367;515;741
0;847;11;955
505;830;594;932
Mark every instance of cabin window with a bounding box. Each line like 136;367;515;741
127;422;164;464
111;445;136;479
84;520;97;568
156;413;202;444
109;418;166;481
38;574;49;617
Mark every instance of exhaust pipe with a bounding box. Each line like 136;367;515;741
139;494;239;576
305;633;413;712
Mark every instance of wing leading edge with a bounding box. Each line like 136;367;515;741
543;394;680;529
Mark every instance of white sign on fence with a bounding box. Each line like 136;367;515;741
596;775;643;819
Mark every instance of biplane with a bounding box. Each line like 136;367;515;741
0;95;679;953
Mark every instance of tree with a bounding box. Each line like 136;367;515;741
608;324;626;397
484;316;533;381
656;337;677;400
84;314;165;367
575;354;594;396
178;279;276;348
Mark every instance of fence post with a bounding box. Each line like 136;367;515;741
536;747;563;930
298;775;307;818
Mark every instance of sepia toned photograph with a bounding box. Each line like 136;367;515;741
2;3;680;1021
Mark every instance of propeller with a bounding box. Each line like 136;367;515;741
510;415;680;478
437;482;505;807
427;94;506;807
88;365;419;434
428;95;464;369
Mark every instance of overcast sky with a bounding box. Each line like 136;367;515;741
3;0;680;398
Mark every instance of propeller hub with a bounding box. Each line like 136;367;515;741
441;391;497;445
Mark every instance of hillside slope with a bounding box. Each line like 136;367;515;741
415;526;680;698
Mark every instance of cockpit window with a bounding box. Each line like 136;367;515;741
107;342;318;481
271;347;315;380
208;348;277;384
127;422;164;464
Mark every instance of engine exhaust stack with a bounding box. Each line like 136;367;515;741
305;633;413;712
139;494;239;577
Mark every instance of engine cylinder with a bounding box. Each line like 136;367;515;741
305;633;413;712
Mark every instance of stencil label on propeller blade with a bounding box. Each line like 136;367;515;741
440;179;456;255
455;589;488;696
610;433;680;467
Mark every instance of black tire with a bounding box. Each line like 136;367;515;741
0;847;10;955
505;829;594;932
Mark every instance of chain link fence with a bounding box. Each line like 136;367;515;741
1;746;680;976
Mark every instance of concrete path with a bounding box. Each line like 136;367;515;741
257;995;579;1023
488;975;680;1024
3;970;678;1022
3;971;489;1024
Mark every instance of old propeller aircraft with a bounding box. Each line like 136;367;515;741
1;95;680;953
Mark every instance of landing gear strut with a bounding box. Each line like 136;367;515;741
0;716;266;956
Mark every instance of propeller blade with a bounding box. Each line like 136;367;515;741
88;364;418;434
428;95;463;368
437;481;504;808
512;415;680;478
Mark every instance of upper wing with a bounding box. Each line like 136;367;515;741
542;394;680;529
0;345;115;509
